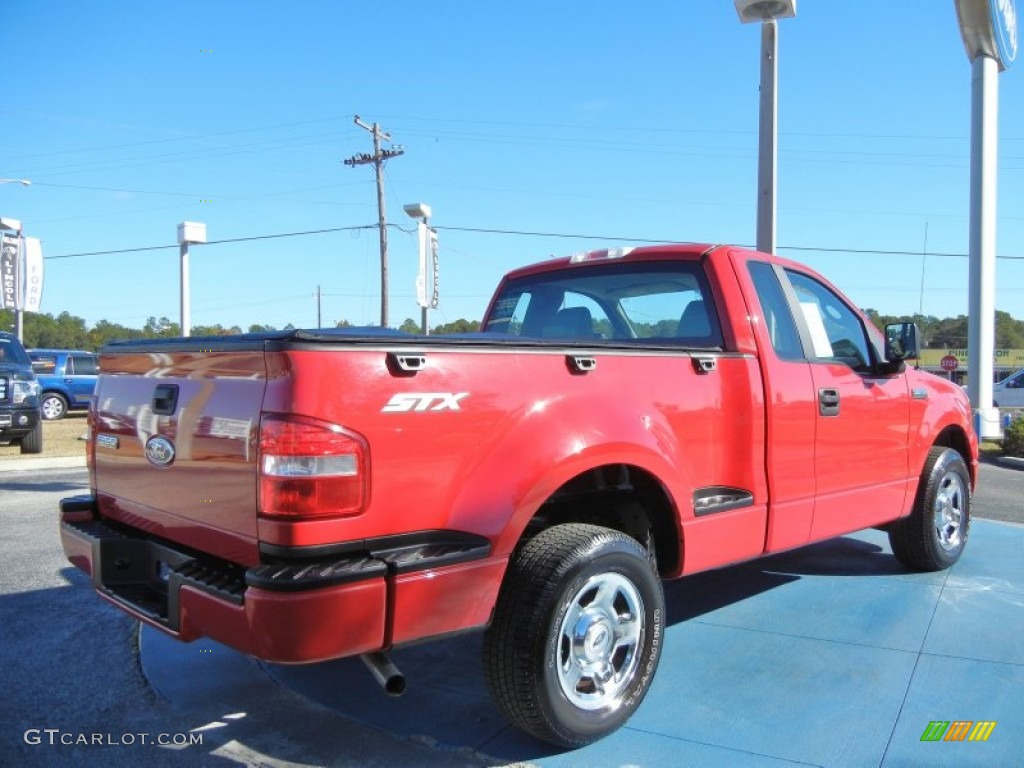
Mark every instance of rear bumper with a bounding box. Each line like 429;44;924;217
59;495;506;663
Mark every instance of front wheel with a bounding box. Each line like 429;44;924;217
19;421;43;454
888;446;971;571
483;523;664;748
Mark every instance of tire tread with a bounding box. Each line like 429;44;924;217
483;523;657;747
888;446;970;571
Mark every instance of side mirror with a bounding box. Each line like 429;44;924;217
885;322;920;362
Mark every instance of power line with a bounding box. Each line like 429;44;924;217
44;221;1024;262
46;225;376;260
432;226;1024;261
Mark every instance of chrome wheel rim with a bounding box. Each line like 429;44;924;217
556;572;644;712
42;397;65;419
933;470;966;552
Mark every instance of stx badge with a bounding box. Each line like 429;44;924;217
382;392;469;413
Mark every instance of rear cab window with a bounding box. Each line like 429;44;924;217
485;261;723;348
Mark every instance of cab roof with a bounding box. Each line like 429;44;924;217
503;243;719;281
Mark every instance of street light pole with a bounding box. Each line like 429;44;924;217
756;19;778;255
735;0;797;255
177;222;207;338
955;0;1017;439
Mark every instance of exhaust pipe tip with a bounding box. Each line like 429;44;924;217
360;652;406;697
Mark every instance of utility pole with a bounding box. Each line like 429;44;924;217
344;116;404;328
315;284;322;327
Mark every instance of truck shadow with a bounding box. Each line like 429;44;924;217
35;535;919;767
258;532;914;763
0;478;88;493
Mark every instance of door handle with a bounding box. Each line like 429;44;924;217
566;355;597;374
818;388;840;417
152;384;179;415
692;357;716;374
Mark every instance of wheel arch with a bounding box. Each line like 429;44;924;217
931;424;976;487
509;462;681;576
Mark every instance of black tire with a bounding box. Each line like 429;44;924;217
40;392;68;420
888;446;971;571
20;421;43;455
483;523;664;748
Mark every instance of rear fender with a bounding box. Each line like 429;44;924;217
442;393;688;560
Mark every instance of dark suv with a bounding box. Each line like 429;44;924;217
0;332;43;453
28;349;99;420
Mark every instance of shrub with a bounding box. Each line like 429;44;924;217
1004;414;1024;458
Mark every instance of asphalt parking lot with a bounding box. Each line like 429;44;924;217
2;462;1022;767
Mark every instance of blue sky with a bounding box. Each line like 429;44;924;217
3;1;1023;331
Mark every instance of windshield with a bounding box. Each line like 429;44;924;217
484;261;723;348
0;337;32;366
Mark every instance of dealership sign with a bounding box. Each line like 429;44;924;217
920;349;1024;371
0;232;19;311
0;231;44;312
956;0;1018;69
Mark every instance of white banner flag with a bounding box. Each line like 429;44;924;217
0;232;19;310
22;237;43;313
415;221;428;308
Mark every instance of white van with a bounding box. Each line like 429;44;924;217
993;368;1024;407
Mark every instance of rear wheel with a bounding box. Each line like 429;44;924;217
20;421;43;454
40;393;68;420
483;523;664;748
888;447;970;571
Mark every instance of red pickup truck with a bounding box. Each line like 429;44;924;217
61;243;977;747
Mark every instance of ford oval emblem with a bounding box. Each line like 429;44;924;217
145;436;176;468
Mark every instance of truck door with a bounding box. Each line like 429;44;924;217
783;269;912;539
744;261;818;552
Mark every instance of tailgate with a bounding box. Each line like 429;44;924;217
93;348;267;565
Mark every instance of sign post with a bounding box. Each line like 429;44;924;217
955;0;1017;438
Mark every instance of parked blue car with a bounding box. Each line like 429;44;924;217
28;349;98;420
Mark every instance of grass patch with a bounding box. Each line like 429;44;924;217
980;440;1003;456
0;413;88;461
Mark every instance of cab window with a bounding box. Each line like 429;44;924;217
748;262;804;361
785;270;873;373
485;261;722;348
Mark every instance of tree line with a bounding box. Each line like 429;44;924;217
863;309;1024;349
0;309;482;351
3;307;1023;351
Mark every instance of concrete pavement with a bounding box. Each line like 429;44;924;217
141;520;1024;767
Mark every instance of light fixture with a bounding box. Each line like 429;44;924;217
734;0;796;23
403;203;432;220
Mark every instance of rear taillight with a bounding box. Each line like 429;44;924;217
258;413;369;519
